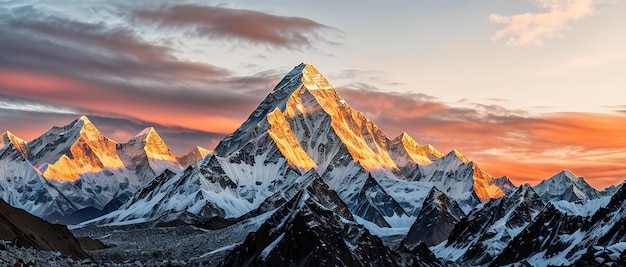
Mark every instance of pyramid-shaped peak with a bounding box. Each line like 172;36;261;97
62;115;98;132
275;63;333;92
396;132;417;144
135;127;157;138
1;130;13;138
63;115;106;142
1;130;26;150
556;169;581;182
425;186;444;201
446;149;470;164
1;130;17;142
514;183;537;198
301;63;333;90
193;146;212;157
78;115;92;123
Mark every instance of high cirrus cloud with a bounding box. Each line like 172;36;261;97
489;0;600;46
132;4;332;49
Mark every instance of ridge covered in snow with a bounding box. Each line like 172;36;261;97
533;169;601;202
93;63;510;233
0;116;186;223
177;146;212;168
1;62;623;266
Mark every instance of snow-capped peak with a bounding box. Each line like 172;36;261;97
129;127;177;160
193;146;211;156
556;169;581;183
135;127;156;138
78;115;91;123
26;115;120;171
177;146;212;168
470;162;506;201
533;169;601;202
0;131;27;156
448;149;470;164
391;132;444;165
300;63;333;90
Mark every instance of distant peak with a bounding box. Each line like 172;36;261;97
398;132;414;142
1;130;13;138
0;131;19;148
193;146;212;157
1;130;25;145
76;115;95;126
554;169;581;182
447;149;469;163
517;183;533;192
135;127;156;138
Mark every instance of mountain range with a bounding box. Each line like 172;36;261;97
0;63;624;266
0;117;209;224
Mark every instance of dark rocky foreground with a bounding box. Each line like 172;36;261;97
70;219;262;266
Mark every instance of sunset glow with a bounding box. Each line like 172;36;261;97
1;1;624;189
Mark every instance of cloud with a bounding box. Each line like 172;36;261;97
0;5;280;139
0;95;77;115
489;0;599;46
338;86;626;189
132;4;332;49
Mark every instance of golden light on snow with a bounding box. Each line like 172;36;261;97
267;108;317;171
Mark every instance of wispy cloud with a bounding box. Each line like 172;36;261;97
131;4;334;49
0;5;280;137
0;96;76;114
489;0;600;46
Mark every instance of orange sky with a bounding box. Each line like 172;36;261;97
1;68;624;190
1;2;624;190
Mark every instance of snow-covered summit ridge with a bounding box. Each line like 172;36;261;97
177;146;212;168
300;63;333;90
0;115;194;222
391;132;443;165
533;169;601;202
0;131;27;156
135;127;156;138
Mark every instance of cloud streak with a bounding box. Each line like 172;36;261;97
132;4;332;49
0;5;280;138
489;0;599;46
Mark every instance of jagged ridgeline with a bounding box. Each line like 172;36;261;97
86;63;509;229
1;63;624;266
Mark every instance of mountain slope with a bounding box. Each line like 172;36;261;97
117;127;183;179
493;182;626;266
403;187;465;247
2;117;183;223
533;169;601;202
433;184;545;265
222;177;428;267
177;146;211;168
0;131;75;221
85;63;509;230
387;132;443;180
0;198;88;258
415;150;503;212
